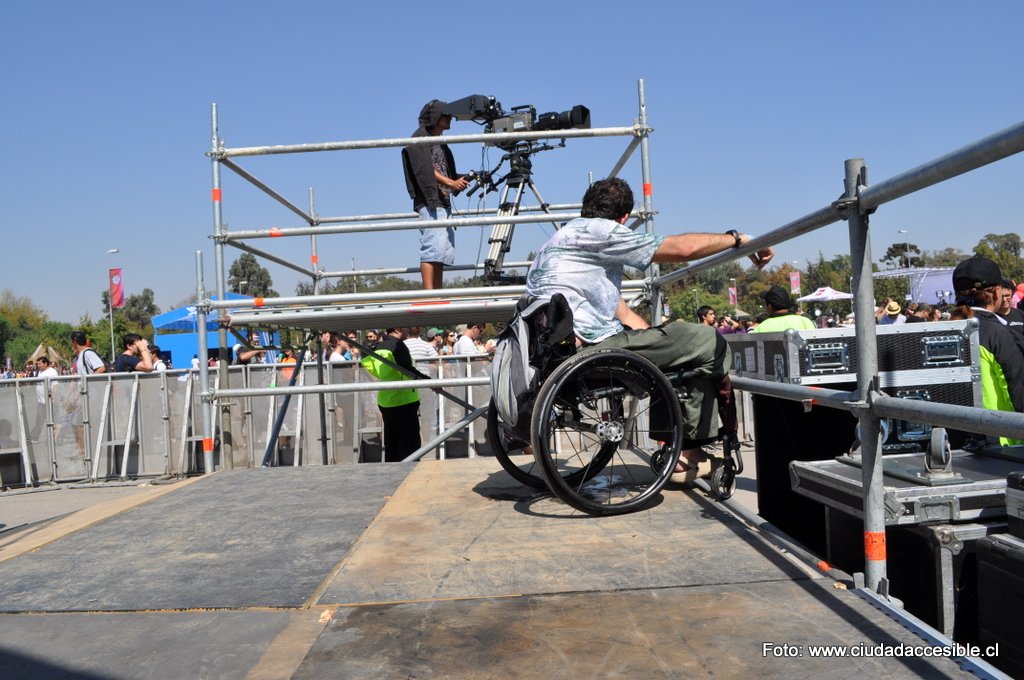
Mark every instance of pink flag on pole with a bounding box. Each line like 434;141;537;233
109;268;125;309
728;287;737;306
789;270;801;294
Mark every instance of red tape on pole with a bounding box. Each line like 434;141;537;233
211;188;222;202
310;255;319;265
864;531;886;561
202;437;214;452
269;228;282;237
253;297;266;308
642;183;653;196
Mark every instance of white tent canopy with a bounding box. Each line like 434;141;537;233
797;286;853;302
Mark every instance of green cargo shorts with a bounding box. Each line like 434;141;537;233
596;321;729;444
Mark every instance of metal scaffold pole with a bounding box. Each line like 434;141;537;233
843;158;887;593
636;80;661;323
195;251;215;475
210;104;233;470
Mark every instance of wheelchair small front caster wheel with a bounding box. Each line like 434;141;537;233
709;465;736;501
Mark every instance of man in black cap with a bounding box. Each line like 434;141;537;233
402;99;469;290
751;285;815;333
950;256;1024;443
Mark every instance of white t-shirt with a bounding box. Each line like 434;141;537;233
36;366;59;403
525;217;664;343
404;337;439;361
453;335;478;355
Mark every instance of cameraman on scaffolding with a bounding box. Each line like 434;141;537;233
403;99;469;290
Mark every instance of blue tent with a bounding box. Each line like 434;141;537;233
151;292;251;332
152;293;261;367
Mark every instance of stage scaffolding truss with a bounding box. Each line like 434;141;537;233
198;80;664;470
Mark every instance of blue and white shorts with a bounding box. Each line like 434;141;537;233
418;206;456;265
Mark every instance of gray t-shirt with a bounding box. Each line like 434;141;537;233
525;217;664;343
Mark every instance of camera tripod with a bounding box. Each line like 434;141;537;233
466;142;559;284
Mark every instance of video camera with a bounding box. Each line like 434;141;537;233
443;95;590;149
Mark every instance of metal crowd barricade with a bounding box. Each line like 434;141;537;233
0;369;223;488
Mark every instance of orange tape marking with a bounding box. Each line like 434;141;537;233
268;228;282;237
864;531;886;561
202;437;214;452
253;297;266;307
642;183;653;196
310;255;319;265
211;188;222;202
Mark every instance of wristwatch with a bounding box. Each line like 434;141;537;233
725;229;742;249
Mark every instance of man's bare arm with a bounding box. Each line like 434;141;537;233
653;232;773;269
615;298;650;330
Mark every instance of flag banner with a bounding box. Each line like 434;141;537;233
728;287;737;306
109;268;125;309
789;271;801;294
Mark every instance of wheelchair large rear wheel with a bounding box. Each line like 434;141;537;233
486;399;546;489
530;348;683;515
486;399;612;490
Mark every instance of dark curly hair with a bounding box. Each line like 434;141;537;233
580;178;634;221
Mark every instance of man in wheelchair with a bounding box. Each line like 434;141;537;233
524;178;773;477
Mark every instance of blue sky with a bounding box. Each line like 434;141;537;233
3;2;1022;324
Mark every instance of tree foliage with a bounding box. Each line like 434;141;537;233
973;232;1023;282
0;290;47;333
228;254;277;297
923;247;969;267
880;242;923;269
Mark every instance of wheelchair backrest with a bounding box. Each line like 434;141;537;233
490;294;576;430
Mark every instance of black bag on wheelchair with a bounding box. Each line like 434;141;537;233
490;293;575;438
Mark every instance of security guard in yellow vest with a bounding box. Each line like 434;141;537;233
360;328;421;461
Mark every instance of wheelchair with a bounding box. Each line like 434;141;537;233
487;344;743;516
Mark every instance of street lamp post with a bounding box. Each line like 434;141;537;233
730;277;737;317
106;248;119;362
898;229;911;268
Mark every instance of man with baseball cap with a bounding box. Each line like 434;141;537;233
951;256;1024;443
751;285;815;333
402;99;469;290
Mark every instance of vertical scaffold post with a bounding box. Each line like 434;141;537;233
844;157;887;591
637;79;660;322
310;187;329;465
196;251;216;475
210;104;234;470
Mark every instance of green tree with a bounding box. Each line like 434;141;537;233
0;315;11;359
5;320;75;368
880;241;922;269
923;247;968;267
0;290;47;333
973;233;1023;282
228;253;277;297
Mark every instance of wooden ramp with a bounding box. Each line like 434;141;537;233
0;459;994;679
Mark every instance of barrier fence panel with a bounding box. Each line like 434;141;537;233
51;376;89;481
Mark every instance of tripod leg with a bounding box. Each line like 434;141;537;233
484;180;526;280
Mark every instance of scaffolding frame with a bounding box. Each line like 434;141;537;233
199;80;659;474
196;80;1024;596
